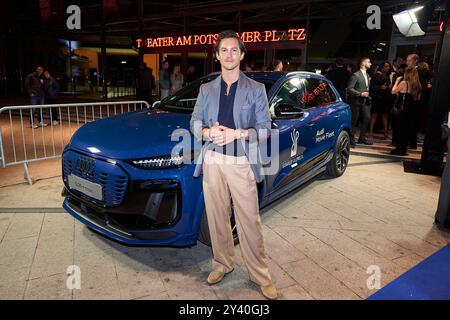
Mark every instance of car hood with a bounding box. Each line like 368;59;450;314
69;110;193;159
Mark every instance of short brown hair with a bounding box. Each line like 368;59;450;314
408;54;419;65
359;57;370;67
273;59;282;67
214;30;247;55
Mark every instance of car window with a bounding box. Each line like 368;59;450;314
158;76;216;113
269;77;307;117
303;78;338;108
158;75;275;114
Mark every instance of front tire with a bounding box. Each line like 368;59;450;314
197;206;239;247
326;130;350;177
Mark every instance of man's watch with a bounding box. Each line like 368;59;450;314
239;129;245;140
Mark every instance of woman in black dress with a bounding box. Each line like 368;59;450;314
390;67;422;155
369;62;392;140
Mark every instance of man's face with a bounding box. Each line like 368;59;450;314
216;38;244;71
163;62;169;70
406;55;417;67
36;66;44;76
363;59;371;70
395;58;403;67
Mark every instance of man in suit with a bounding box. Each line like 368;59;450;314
347;57;373;146
190;30;277;300
326;57;350;102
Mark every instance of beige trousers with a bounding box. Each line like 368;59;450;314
202;150;272;286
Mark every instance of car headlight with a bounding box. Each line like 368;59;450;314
126;153;188;169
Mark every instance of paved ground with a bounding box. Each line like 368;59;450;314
0;154;449;300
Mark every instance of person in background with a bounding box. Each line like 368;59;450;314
406;53;419;69
326;57;350;102
170;63;184;94
417;61;433;136
392;56;403;74
390;62;408;147
347;57;373;146
185;64;197;85
244;60;256;71
369;62;392;140
24;65;47;128
159;60;171;100
404;54;420;149
320;64;333;77
43;70;60;126
390;67;422;155
346;63;355;74
136;63;154;104
272;59;283;72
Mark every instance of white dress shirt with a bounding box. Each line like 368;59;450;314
360;69;369;88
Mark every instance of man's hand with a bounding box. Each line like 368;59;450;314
360;91;369;97
208;122;222;141
212;125;237;146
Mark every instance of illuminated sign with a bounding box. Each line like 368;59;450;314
301;82;327;105
136;29;306;48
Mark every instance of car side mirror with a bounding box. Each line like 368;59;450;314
275;104;304;119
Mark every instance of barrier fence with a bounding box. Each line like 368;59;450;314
0;100;150;184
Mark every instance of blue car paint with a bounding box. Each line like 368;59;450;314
62;71;352;246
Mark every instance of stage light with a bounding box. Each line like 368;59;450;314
393;6;426;36
393;1;437;37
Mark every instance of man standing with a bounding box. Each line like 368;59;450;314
327;57;350;102
24;65;47;128
185;64;197;85
347;57;373;146
190;30;277;300
406;53;419;69
136;63;154;104
392;56;404;74
158;60;170;100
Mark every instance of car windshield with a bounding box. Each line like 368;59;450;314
157;74;275;114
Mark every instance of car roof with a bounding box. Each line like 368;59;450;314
203;71;327;82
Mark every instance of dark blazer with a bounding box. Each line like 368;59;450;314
190;71;272;183
347;70;372;105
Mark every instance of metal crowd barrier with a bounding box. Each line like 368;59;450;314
0;100;150;184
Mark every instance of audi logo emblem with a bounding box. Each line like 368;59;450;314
76;157;94;174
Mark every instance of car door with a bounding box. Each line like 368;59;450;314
302;77;339;157
265;76;316;195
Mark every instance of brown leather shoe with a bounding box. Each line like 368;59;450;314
207;269;233;285
260;284;278;300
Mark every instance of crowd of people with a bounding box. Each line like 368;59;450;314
26;54;434;152
136;60;200;103
326;54;433;156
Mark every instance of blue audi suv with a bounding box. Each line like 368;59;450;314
62;71;352;247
